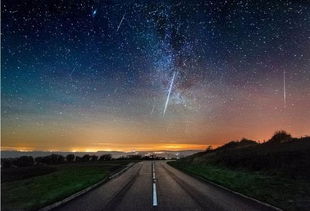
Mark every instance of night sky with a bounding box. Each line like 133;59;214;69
2;0;310;152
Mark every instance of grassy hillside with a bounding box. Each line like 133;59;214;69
180;132;310;178
169;131;310;210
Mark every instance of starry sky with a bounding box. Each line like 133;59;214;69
2;0;310;152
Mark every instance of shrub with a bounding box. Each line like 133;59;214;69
1;158;14;168
35;154;65;165
127;155;142;160
82;154;91;161
66;154;75;162
99;154;112;161
268;130;292;143
90;155;98;161
13;156;34;167
205;145;213;153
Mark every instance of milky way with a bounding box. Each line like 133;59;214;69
2;0;310;151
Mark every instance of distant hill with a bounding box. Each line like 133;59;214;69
0;150;201;159
213;138;258;151
179;131;310;178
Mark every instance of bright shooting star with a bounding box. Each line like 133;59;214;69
283;70;286;108
163;72;177;117
116;13;126;32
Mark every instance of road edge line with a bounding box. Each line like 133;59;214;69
167;162;282;211
39;162;136;211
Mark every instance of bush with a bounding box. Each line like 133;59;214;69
66;154;75;162
205;145;213;153
90;155;98;161
99;154;112;161
35;154;65;165
127;155;142;160
82;154;91;162
268;130;292;143
13;156;34;167
1;158;14;168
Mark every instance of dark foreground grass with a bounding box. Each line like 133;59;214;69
2;161;131;210
2;165;57;183
169;161;310;210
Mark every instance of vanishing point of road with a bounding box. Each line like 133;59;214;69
55;161;278;211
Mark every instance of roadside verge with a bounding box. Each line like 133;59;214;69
167;162;282;211
39;162;136;211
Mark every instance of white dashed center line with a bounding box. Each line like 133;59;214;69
152;162;158;207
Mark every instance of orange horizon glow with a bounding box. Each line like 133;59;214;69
0;143;211;152
2;127;309;153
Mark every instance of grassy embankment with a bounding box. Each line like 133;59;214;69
169;132;310;210
2;160;132;210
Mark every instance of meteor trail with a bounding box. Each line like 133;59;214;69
116;13;126;32
163;72;176;117
69;67;76;78
283;70;286;108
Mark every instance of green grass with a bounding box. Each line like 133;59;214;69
169;161;310;210
2;161;131;210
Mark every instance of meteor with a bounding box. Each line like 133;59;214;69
92;9;97;17
69;67;76;77
150;104;156;115
117;13;126;32
163;72;177;117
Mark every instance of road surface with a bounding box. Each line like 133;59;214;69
55;161;278;211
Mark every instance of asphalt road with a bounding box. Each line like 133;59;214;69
55;161;278;211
